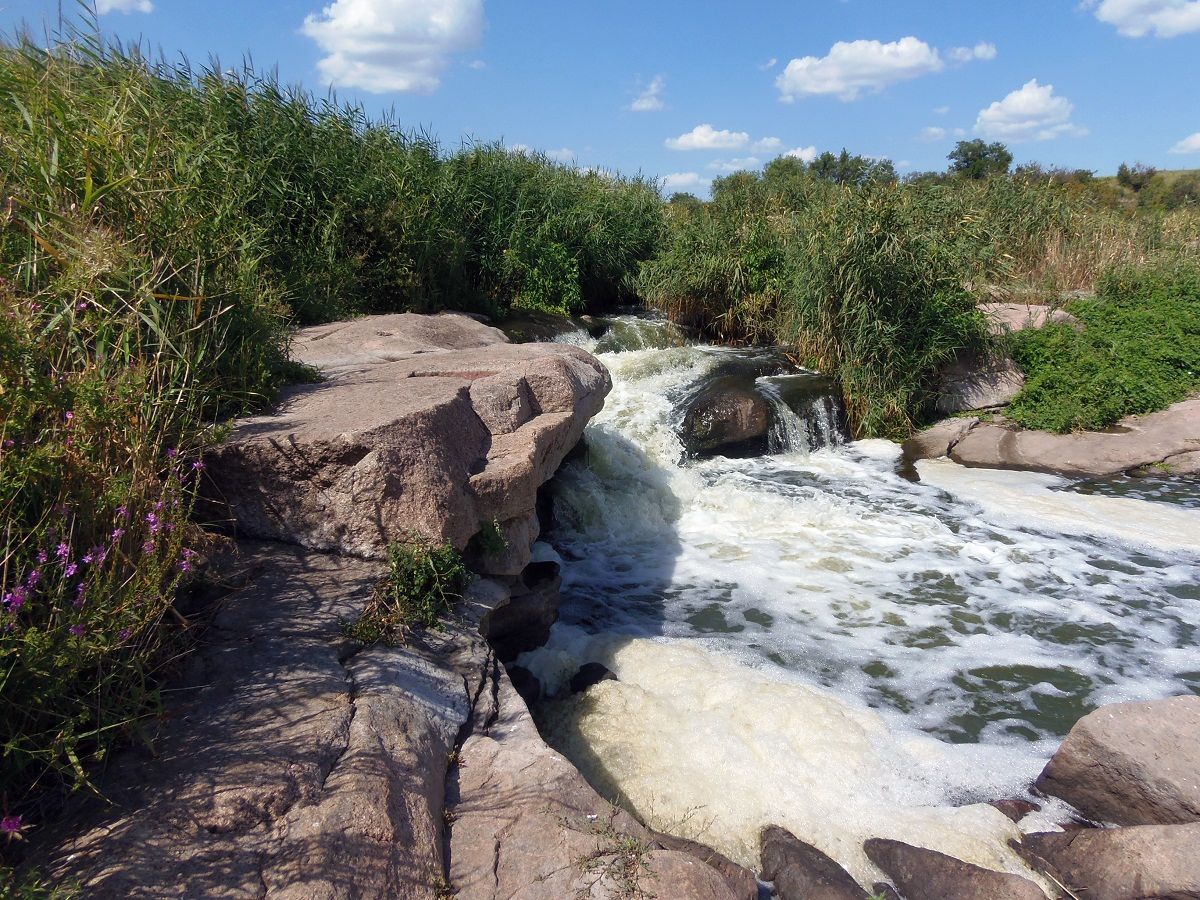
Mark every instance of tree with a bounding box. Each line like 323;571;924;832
806;149;896;186
947;140;1013;179
1116;162;1157;193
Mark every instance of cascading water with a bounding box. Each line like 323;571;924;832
757;373;848;454
528;313;1200;887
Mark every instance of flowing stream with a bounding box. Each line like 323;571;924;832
517;314;1200;887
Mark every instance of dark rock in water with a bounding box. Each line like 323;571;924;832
507;665;542;706
680;376;771;457
569;662;617;694
864;838;1045;900
1018;824;1200;900
760;825;868;900
990;798;1041;823
499;310;585;343
652;831;760;900
479;560;562;661
1036;695;1200;826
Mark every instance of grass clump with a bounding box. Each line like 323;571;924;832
1006;261;1200;432
343;538;469;645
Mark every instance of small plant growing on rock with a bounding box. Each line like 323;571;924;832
469;519;509;559
343;536;469;645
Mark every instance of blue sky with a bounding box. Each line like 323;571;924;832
4;1;1200;196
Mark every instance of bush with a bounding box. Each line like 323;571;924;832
343;538;470;645
1007;261;1200;432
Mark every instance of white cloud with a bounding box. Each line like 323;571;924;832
468;59;486;69
759;57;779;71
302;0;484;94
665;124;750;151
785;145;818;162
1170;132;1200;153
96;0;153;12
948;41;997;62
754;136;784;152
934;105;951;115
508;143;531;153
776;36;944;102
545;147;576;162
919;125;966;142
707;157;762;172
661;172;707;194
975;79;1088;142
630;76;666;112
1086;0;1200;37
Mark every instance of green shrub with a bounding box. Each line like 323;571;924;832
1007;261;1200;432
343;538;470;645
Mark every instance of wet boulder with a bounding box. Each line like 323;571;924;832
863;839;1046;900
478;560;563;662
760;825;868;900
1036;695;1200;826
680;376;771;457
1020;824;1200;900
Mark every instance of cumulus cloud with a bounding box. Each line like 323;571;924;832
1086;0;1200;37
919;125;966;142
1170;132;1200;153
785;145;818;162
97;0;153;12
545;147;576;162
661;172;707;194
948;41;997;62
707;157;762;172
630;76;666;112
754;136;784;152
759;57;779;70
933;105;951;115
665;124;750;150
974;79;1088;142
302;0;484;94
776;36;944;102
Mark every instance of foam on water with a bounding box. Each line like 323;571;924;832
524;319;1200;886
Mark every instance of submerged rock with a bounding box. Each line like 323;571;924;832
569;661;617;694
760;825;868;900
863;839;1046;900
1036;695;1200;826
1019;823;1200;900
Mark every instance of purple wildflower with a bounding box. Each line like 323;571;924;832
3;587;27;612
192;460;205;471
142;540;155;553
0;815;21;835
36;550;48;564
64;563;78;578
24;569;41;588
111;528;126;542
82;552;94;565
166;447;178;459
56;542;69;560
116;505;128;518
69;624;86;637
1;439;13;449
118;628;132;641
63;411;74;422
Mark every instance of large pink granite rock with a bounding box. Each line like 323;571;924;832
202;314;610;575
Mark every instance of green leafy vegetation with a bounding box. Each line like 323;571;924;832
0;22;660;840
343;538;470;645
1007;262;1200;432
640;144;1200;437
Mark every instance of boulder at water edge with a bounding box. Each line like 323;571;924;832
760;825;868;900
1020;824;1200;900
680;376;771;457
863;839;1046;900
1036;695;1200;826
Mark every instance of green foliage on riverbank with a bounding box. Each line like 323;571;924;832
640;155;1200;437
0;25;660;838
1006;262;1200;432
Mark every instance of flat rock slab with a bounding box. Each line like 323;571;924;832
979;303;1080;337
1020;824;1200;900
936;351;1025;415
42;543;490;899
864;839;1046;900
1036;695;1200;826
203;314;611;574
930;396;1200;477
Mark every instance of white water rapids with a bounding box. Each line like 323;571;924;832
517;316;1200;889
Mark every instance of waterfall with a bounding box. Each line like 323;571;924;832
757;373;849;454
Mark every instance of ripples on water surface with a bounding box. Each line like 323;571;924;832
518;315;1200;882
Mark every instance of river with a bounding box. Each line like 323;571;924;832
515;313;1200;886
